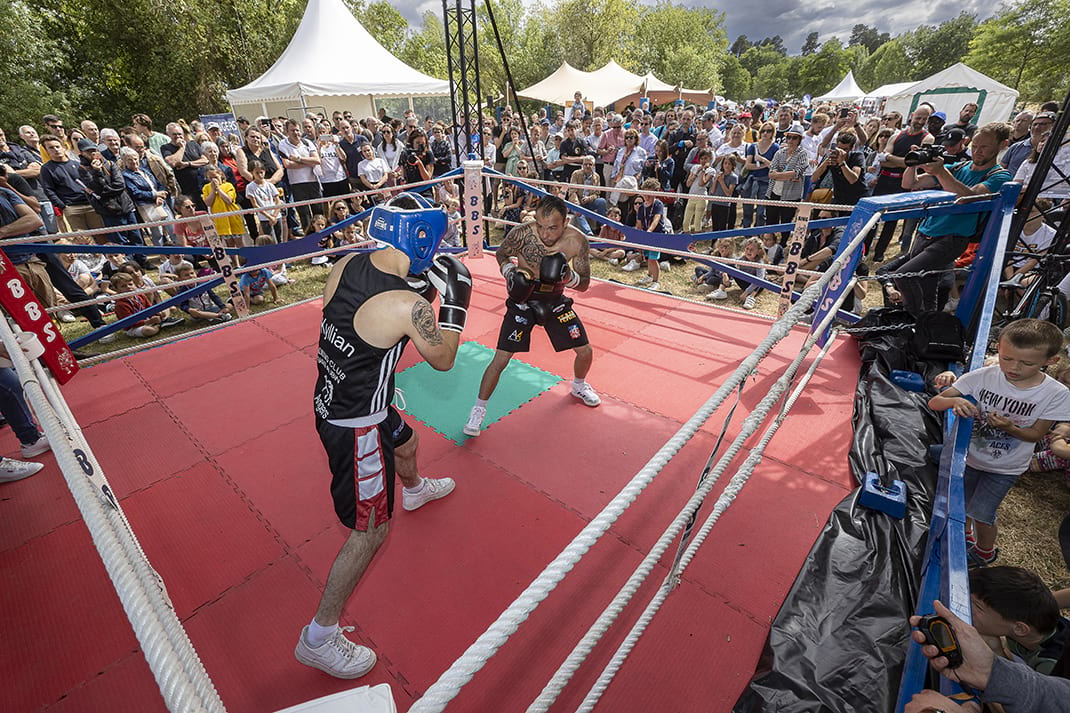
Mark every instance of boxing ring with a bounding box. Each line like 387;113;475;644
0;170;1016;712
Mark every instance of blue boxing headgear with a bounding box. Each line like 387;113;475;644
368;192;448;275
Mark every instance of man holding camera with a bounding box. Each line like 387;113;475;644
397;129;434;197
870;106;934;261
892;122;1012;316
810;131;866;206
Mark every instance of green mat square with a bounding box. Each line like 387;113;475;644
395;342;562;444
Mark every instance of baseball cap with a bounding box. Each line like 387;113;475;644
207;122;221;131
931;111;947;122
701;111;717;121
941;127;967;145
739;112;751;119
76;138;98;153
1034;111;1058;122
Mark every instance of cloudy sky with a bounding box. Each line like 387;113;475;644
385;0;999;54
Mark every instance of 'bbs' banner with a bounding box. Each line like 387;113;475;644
200;217;249;318
0;250;79;384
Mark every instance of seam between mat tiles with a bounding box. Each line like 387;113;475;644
762;452;855;490
251;311;318;352
124;364;421;703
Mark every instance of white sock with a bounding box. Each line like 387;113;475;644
307;619;338;646
474;398;488;409
404;478;426;494
573;378;586;389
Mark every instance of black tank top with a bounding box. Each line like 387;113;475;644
314;253;411;424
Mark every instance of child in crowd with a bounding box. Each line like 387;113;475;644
61;252;102;296
202;166;248;248
172;261;233;323
735;236;767;310
1030;356;1070;482
1003;199;1055;287
969;565;1068;675
239;263;278;306
694;237;736;299
305;214;331;266
761;232;785;268
591;206;627;263
157;253;186;286
708;155;739;233
442;198;462;248
121;261;158;302
630;177;669;291
244;160;283;242
930;319;1070;567
109;271;185;338
254;235;290;286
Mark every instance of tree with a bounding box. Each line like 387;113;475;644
0;0;73;132
753;61;790;100
739;44;785;77
795;39;849;98
551;0;640;71
966;0;1070;102
719;53;751;100
399;10;447;80
801;32;820;55
633;1;727;93
848;24;889;54
757;35;787;55
858;39;910;90
899;12;978;79
730;35;751;57
354;0;408;55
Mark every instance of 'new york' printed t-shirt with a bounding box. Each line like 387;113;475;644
953;364;1070;474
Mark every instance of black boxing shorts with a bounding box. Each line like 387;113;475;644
495;295;589;353
316;406;413;530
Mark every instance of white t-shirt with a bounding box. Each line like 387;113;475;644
1012;222;1056;266
1014;147;1070;198
67;258;94;281
317;141;347;183
358;157;390;185
687;164;711;195
246;181;281;219
953;364;1070;473
276;137;319;184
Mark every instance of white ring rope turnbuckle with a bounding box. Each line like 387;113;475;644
408;213;880;713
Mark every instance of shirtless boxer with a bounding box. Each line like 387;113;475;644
464;194;599;437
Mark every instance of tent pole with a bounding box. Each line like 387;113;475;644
260;102;268;118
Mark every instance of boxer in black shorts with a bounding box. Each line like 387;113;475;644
465;194;600;438
296;195;472;680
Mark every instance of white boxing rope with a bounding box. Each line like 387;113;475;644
407;213;879;713
0;319;226;713
571;306;849;713
524;233;869;713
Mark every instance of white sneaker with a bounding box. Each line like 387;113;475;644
0;457;44;483
294;626;376;679
621;260;642;272
694;283;713;293
608;258;620;266
98;333;117;344
571;382;601;407
57;311;77;323
659;261;672;271
707;288;729;300
402;477;455;511
20;434;50;459
636;275;653;285
648;281;661;291
743;295;757;310
463;404;486;437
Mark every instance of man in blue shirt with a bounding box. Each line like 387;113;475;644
894;122;1012;316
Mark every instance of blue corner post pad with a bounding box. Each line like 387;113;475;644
859;471;907;519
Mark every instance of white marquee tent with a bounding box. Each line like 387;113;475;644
882;63;1019;126
814;71;866;103
518;61;712;111
226;0;448;119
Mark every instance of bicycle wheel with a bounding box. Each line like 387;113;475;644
1022;290;1068;330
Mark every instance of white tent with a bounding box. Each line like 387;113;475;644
518;61;712;111
226;0;448;119
814;71;866;102
882;63;1019;126
517;61;643;108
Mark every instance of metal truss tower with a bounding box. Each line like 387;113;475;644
442;0;485;165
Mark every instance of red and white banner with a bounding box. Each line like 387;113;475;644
0;250;79;384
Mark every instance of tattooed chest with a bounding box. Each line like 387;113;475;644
517;235;548;268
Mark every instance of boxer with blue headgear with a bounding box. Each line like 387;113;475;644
303;190;471;680
368;192;449;276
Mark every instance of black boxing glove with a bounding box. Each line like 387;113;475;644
426;254;471;333
502;262;535;303
540;252;580;289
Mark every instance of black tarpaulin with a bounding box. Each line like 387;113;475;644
733;319;948;713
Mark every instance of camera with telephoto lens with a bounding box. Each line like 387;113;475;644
904;144;953;167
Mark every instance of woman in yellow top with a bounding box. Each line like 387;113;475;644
201;166;247;247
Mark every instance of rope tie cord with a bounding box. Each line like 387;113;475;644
408;214;879;713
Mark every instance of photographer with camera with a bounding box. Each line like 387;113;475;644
397;129;434;198
870;107;935;261
892;122;1012;317
811;131;867;206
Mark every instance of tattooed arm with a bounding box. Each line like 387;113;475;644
497;222;545;274
403;295;459;371
570;232;592;291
